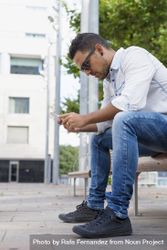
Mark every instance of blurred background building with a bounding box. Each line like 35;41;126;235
0;0;56;182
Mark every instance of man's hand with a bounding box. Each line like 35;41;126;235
63;120;79;133
59;112;88;131
59;103;120;133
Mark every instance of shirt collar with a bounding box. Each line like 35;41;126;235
110;47;124;70
105;47;124;82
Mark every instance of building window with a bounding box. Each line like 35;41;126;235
158;172;167;177
10;57;43;75
25;33;46;38
157;178;167;186
9;97;29;114
7;126;29;144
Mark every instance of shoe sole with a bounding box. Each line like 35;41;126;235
72;226;132;238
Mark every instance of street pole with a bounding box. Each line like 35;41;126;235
79;0;89;172
52;0;61;184
44;44;52;184
79;0;99;172
88;0;99;169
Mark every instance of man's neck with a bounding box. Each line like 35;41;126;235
108;49;116;66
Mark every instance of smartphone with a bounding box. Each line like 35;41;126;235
50;112;61;124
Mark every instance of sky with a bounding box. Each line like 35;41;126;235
58;0;81;146
60;0;81;100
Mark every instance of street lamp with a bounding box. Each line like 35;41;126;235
48;0;61;185
43;43;52;184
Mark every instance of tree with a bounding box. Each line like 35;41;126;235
62;0;167;112
61;93;80;114
99;0;167;65
60;145;79;174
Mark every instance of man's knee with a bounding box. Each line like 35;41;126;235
91;133;102;148
91;129;113;151
113;111;132;127
113;111;144;138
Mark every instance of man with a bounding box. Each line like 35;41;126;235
58;33;167;238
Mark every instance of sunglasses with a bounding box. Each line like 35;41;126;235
80;48;95;71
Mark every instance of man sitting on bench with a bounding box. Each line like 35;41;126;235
58;33;167;238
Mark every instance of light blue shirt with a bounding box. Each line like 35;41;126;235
97;46;167;133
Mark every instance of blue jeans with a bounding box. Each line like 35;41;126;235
87;111;167;218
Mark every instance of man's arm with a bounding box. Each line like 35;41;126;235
76;124;97;132
59;103;120;131
84;103;120;125
62;122;97;133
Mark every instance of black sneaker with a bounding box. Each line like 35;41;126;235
72;206;132;238
58;201;102;223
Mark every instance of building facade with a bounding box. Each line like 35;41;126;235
0;0;56;182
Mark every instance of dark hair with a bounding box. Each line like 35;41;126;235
68;33;110;59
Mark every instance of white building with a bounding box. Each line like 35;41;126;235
0;0;56;182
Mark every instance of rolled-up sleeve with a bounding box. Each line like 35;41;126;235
112;48;156;111
96;120;113;134
96;80;113;133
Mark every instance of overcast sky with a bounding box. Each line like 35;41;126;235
60;0;81;101
59;0;81;146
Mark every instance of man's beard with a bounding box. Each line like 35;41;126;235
101;64;110;80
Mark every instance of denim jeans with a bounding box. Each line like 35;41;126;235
87;111;167;218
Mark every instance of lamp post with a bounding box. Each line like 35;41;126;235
46;0;61;185
44;41;53;184
79;0;89;173
88;0;99;170
79;0;99;173
44;46;50;184
52;0;61;185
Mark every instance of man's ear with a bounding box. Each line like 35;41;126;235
95;43;104;55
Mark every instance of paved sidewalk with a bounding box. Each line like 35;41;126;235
0;183;166;250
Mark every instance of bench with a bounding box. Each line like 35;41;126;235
68;153;167;216
68;170;91;198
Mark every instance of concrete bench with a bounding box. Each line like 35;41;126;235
68;170;91;199
68;153;167;216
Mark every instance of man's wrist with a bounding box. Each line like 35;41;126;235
83;114;91;126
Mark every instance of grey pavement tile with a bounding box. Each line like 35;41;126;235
12;212;43;222
0;207;17;212
132;218;167;235
0;221;45;231
0;234;29;250
0;215;14;222
0;231;6;242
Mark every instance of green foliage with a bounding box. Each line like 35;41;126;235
108;176;112;185
154;26;167;65
98;81;103;105
64;3;80;33
99;0;167;65
61;94;80;113
60;145;79;175
62;57;80;79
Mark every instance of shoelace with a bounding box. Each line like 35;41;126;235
86;209;123;227
86;210;108;226
76;200;87;210
69;201;87;215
